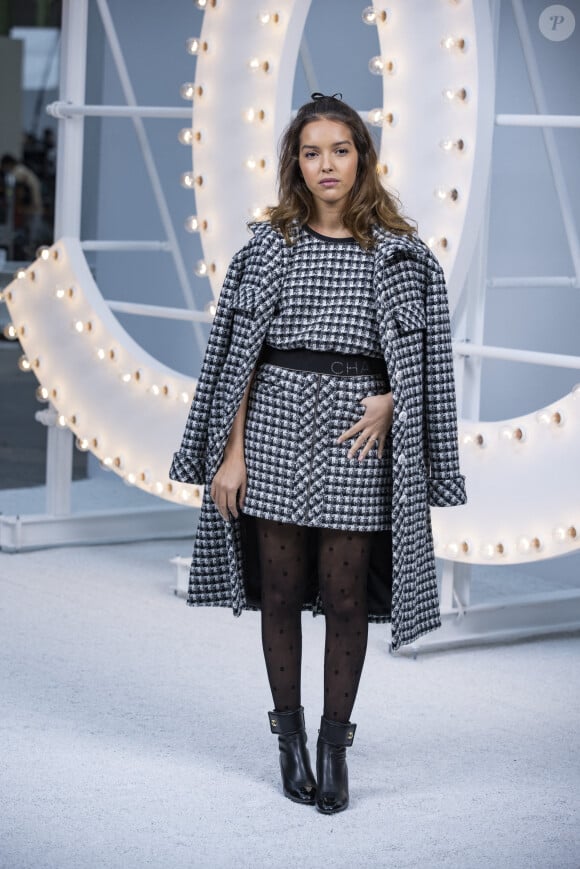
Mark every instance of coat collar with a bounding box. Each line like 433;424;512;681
247;218;432;265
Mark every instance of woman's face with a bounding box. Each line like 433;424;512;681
297;118;359;216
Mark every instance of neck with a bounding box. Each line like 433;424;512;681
308;205;350;237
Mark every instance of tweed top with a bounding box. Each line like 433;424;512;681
264;225;384;357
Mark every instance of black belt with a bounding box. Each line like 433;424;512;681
259;344;390;382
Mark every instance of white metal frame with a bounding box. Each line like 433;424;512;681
405;0;580;656
1;0;202;549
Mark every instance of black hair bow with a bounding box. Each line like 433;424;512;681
311;91;343;101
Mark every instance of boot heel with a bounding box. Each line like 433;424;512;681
316;716;356;814
268;706;317;805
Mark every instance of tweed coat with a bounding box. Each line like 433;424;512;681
169;220;467;651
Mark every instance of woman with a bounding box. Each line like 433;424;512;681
170;93;467;814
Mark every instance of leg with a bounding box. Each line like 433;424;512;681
256;517;308;712
315;526;372;814
256;517;316;804
318;527;372;722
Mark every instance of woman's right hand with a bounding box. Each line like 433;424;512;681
210;453;247;520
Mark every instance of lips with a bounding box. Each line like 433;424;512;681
320;179;339;187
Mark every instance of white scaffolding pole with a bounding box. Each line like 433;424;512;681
45;0;89;516
511;0;580;282
94;0;206;356
439;0;502;632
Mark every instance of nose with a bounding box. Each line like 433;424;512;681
321;151;334;172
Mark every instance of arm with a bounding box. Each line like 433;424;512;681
169;248;246;485
210;366;256;520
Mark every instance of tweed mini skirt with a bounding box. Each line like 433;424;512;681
241;360;393;532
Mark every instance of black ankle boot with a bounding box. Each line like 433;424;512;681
268;706;317;804
315;716;356;814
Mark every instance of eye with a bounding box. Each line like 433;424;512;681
336;147;349;155
304;151;318;159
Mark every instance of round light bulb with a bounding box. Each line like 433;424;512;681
180;82;195;100
440;138;465;152
441;35;466;50
368;56;395;75
178;128;194;146
243;107;266;124
186;37;207;55
248;57;270;73
517;536;531;553
181;173;202;189
258;10;280;24
442;87;468;102
361;6;387;24
36;385;49;402
249;204;267;219
3;324;17;340
481;542;495;559
426;236;449;250
434;187;459;202
500;425;526;443
18;355;31;372
76;437;90;451
184;215;208;233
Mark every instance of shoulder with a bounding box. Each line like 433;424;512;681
246;219;288;248
371;224;444;278
243;220;292;270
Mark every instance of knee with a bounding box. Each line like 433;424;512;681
320;586;365;621
262;584;302;616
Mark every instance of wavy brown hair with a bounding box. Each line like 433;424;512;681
265;93;416;248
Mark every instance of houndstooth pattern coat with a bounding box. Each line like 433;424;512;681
169;220;467;652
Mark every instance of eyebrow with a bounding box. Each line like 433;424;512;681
300;140;352;150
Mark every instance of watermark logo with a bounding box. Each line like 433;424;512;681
539;4;576;41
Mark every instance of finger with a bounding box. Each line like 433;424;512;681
357;438;375;462
378;435;386;459
337;424;357;445
217;501;228;521
227;489;239;519
347;431;371;459
239;478;247;508
336;415;367;444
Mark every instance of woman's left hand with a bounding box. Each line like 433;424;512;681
336;392;394;461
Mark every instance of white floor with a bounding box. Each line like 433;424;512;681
1;536;579;869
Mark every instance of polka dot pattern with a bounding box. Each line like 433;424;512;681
256;516;370;722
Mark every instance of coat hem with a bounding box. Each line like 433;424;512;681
185;596;392;624
390;616;442;652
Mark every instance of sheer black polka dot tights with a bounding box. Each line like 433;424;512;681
256;517;372;723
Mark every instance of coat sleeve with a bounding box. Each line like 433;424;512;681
421;250;467;507
168;246;247;485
